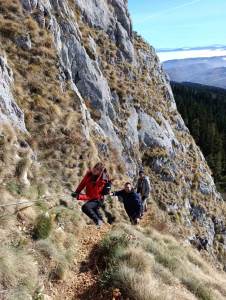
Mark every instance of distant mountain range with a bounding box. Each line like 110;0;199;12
157;46;226;89
158;45;226;53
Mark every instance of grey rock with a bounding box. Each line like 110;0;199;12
0;56;26;131
151;157;177;181
161;169;176;182
75;0;134;62
212;217;226;234
15;34;32;50
75;0;112;31
111;0;132;36
203;217;215;246
115;22;134;62
166;203;179;215
175;114;189;132
126;108;139;146
61;36;112;115
33;10;45;28
190;205;206;223
189;205;215;246
21;0;38;11
151;158;164;173
111;90;120;111
189;235;209;251
98;115;123;153
184;198;191;211
199;181;212;195
88;36;97;59
138;112;175;155
98;143;109;157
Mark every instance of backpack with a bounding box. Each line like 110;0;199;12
102;181;112;195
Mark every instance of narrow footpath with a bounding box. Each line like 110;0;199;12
51;224;111;299
50;210;155;300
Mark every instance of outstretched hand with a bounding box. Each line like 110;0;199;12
71;192;78;198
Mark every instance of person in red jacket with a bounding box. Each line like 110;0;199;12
71;162;109;227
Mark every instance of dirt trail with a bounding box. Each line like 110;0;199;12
51;223;111;300
50;210;153;300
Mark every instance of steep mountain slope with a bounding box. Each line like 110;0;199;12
1;0;226;299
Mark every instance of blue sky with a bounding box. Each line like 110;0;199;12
128;0;226;49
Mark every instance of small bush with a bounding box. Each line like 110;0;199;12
6;180;21;195
33;213;52;239
99;229;130;267
36;231;77;282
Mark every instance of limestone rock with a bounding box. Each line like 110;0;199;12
138;112;175;155
15;34;32;50
0;56;26;131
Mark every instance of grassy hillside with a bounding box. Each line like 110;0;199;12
98;223;226;300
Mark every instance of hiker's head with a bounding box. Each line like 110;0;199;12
124;182;132;193
139;170;145;178
92;162;105;176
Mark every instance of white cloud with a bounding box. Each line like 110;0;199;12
157;49;226;62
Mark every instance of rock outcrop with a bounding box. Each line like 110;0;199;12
0;56;26;131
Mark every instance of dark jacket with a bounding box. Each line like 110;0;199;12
113;190;142;218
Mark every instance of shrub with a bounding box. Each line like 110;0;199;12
33;213;52;239
36;231;77;282
99;229;130;267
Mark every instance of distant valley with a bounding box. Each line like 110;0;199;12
158;46;226;89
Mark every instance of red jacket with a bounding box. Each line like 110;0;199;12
75;171;107;201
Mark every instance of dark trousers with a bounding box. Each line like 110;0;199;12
82;200;103;225
129;212;141;224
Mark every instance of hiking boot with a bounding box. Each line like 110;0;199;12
133;218;140;225
96;219;103;229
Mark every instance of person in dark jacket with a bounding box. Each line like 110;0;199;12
112;182;142;225
71;162;109;227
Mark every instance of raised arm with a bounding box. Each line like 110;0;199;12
112;190;123;197
75;172;90;194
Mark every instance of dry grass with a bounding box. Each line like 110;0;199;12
35;212;81;281
99;224;226;300
0;246;38;299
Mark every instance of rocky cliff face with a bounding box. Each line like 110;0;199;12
1;0;226;281
0;55;26;131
